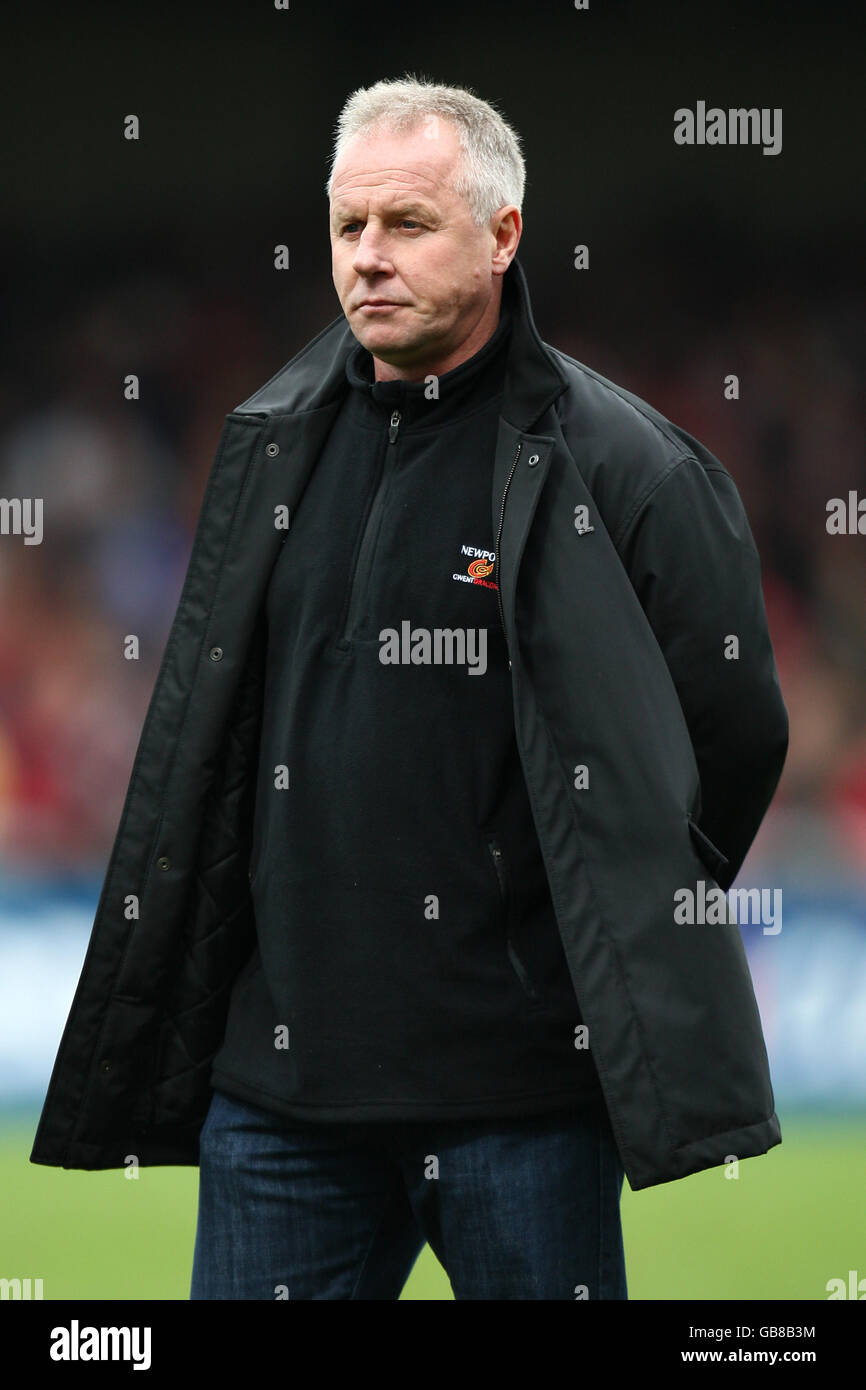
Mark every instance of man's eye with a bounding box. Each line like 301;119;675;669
337;218;423;234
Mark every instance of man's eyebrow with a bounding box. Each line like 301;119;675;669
332;199;439;222
388;200;438;218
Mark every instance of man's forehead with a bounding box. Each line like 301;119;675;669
330;169;442;209
330;125;460;201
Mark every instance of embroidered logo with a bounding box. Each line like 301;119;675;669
452;544;498;591
467;557;494;578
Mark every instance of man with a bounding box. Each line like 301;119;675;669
30;77;788;1301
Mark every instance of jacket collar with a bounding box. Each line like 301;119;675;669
234;253;569;433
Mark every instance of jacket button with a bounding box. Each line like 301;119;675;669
209;646;223;661
157;856;171;871
528;453;540;466
265;442;280;457
99;1060;112;1073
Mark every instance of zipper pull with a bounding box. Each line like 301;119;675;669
388;410;401;444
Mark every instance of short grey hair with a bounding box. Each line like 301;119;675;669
325;74;525;227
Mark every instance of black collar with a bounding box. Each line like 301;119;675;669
343;298;513;429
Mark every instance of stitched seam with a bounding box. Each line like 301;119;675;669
553;349;700;459
610;454;688;551
550;403;690;555
671;1111;777;1157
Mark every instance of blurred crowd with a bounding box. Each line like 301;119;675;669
1;261;864;881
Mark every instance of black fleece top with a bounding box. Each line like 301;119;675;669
210;304;602;1120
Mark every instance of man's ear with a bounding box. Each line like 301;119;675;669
491;205;522;275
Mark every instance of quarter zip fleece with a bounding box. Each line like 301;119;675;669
211;303;602;1120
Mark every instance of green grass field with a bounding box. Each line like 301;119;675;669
3;1110;863;1300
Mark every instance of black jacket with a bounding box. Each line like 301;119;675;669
29;255;788;1190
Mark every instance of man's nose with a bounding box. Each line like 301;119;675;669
352;227;391;276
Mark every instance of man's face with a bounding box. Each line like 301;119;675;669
329;119;505;370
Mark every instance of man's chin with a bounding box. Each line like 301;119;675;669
352;326;432;365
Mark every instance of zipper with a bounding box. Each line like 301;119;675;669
486;833;539;1001
494;440;523;670
341;410;401;641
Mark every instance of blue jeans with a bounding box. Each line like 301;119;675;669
189;1088;627;1300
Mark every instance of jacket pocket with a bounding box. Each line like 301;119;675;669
686;814;729;881
486;833;539;1002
